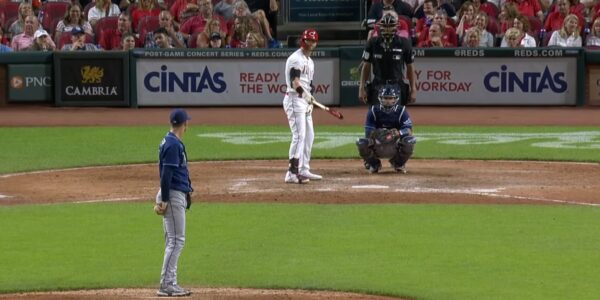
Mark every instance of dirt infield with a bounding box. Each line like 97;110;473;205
1;105;599;299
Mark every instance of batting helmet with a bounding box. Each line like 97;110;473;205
378;84;400;112
300;28;319;49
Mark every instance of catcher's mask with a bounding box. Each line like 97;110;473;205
380;14;397;44
378;85;400;112
300;28;319;50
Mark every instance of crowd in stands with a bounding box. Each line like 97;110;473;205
0;0;279;51
366;0;600;48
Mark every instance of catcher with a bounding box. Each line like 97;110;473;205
356;84;416;174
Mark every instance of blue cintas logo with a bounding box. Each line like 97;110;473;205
483;65;567;93
144;65;227;93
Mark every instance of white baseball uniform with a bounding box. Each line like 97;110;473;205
283;47;315;175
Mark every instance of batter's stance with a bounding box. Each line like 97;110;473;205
283;28;322;184
356;84;416;173
154;108;193;297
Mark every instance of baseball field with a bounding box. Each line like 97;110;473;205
0;106;599;300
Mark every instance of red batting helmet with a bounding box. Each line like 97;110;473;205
300;28;319;49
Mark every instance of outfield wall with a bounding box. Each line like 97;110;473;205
0;47;595;107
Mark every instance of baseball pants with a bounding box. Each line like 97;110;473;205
283;94;314;173
156;189;187;287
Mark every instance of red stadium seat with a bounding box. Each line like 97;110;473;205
137;15;160;41
2;1;20;29
542;30;553;46
527;16;542;40
39;1;69;36
93;15;119;39
486;16;499;36
83;1;95;20
188;31;200;48
58;32;95;49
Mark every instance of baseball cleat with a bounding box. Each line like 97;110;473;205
284;171;309;184
395;165;407;174
300;171;322;180
368;165;380;174
157;284;192;297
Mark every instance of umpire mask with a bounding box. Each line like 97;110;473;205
380;14;398;46
378;85;400;113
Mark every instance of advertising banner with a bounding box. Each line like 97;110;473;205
414;57;577;105
8;64;52;102
587;65;600;106
54;52;129;106
339;46;363;106
136;58;339;106
289;0;362;22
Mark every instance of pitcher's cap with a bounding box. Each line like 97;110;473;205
170;108;191;125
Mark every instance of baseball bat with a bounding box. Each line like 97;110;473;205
310;96;344;120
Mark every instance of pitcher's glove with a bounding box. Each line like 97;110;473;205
154;202;168;215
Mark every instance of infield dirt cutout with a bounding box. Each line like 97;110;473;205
1;106;600;299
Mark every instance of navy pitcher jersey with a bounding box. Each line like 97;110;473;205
364;104;413;137
159;132;192;193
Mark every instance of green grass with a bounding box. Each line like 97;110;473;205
1;125;599;299
1;203;599;300
0;125;599;174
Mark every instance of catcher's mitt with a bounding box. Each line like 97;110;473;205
370;128;400;145
154;202;168;215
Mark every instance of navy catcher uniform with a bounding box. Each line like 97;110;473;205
356;85;416;173
283;28;322;184
154;108;193;297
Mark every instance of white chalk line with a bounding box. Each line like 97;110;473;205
0;193;11;199
72;197;147;204
352;185;390;189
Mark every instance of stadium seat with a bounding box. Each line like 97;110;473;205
541;30;553;46
487;16;499;36
93;15;119;39
39;1;69;36
58;32;95;49
188;31;200;48
137;15;160;41
83;1;95;20
2;1;20;30
527;16;542;41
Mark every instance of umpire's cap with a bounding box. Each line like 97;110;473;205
170;108;191;125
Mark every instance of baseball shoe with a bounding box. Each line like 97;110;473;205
395;165;407;174
300;170;322;180
157;283;191;297
284;171;309;184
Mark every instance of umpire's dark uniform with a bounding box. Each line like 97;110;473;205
360;34;414;106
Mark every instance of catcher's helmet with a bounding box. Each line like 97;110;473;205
300;28;319;50
378;85;400;112
380;13;398;39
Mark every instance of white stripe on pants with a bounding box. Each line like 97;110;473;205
156;189;186;286
283;94;314;173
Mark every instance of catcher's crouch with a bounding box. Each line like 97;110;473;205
356;84;416;173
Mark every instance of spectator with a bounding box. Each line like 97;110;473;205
415;0;438;40
88;0;121;26
11;16;55;51
233;0;275;46
208;32;225;47
456;1;476;38
8;2;34;39
413;0;456;21
61;26;100;50
99;12;135;50
245;0;279;39
463;27;482;47
586;17;600;46
27;29;56;51
418;22;453;46
243;30;263;48
504;0;543;23
180;0;227;36
368;0;414;27
153;27;173;48
473;12;495;46
547;14;582;46
501;15;537;46
498;2;520;35
214;0;236;21
472;0;498;19
0;27;13;52
170;0;200;23
131;0;161;31
229;15;259;48
194;18;229;47
145;10;186;48
121;32;137;50
544;0;585;32
55;3;93;44
502;27;524;47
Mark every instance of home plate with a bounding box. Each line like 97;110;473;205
352;185;389;189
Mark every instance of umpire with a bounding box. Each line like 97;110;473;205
358;13;417;106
